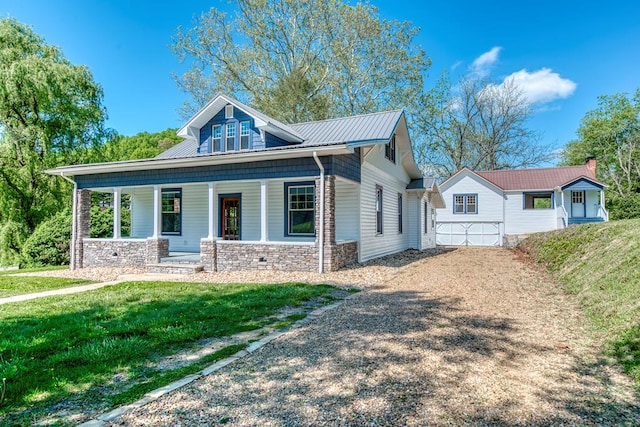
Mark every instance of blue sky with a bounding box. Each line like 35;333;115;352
2;0;639;162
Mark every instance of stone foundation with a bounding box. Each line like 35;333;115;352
503;234;528;248
200;239;217;272
82;238;169;268
327;241;358;270
216;242;318;272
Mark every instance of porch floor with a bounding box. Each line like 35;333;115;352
160;252;201;264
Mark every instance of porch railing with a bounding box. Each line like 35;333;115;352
557;205;568;228
598;205;609;222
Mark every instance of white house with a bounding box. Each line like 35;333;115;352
436;159;608;246
47;94;444;273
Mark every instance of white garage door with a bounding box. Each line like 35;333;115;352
436;222;502;246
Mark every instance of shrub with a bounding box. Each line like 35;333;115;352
0;221;30;266
91;206;131;238
21;210;72;266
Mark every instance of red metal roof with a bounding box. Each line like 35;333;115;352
475;165;603;190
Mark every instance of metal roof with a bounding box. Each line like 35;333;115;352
475;165;606;190
155;139;199;160
292;110;404;145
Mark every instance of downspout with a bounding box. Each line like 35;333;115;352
59;172;77;270
313;151;324;273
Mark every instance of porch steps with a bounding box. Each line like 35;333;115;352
146;263;204;275
568;217;605;225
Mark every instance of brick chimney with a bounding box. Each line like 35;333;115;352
585;156;597;177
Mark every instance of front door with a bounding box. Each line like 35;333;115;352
221;197;240;240
571;191;585;218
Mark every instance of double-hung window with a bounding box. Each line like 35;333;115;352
454;194;477;214
384;135;396;163
287;184;315;235
240;121;250;150
161;189;182;235
226;123;236;151
376;185;383;234
212;125;222;152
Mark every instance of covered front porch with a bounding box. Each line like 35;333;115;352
71;175;359;273
557;178;608;227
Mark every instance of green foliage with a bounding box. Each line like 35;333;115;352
20;210;71;266
90;206;131;238
96;128;182;162
172;0;430;124
561;89;640;218
0;18;110;233
519;220;640;384
0;221;29;266
0;282;336;423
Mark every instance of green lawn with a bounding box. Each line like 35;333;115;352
0;275;92;298
0;281;339;426
519;219;640;387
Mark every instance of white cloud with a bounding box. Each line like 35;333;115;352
503;68;577;104
471;47;502;77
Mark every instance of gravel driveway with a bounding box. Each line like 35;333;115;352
108;247;639;426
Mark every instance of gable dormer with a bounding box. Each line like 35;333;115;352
176;94;304;155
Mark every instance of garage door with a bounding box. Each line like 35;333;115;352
436;222;502;246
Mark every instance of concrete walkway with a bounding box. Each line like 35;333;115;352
0;273;187;305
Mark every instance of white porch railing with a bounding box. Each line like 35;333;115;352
598;205;609;222
557;205;568;228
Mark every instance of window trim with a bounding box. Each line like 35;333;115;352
240;120;251;150
523;192;554;210
225;104;234;119
212;124;222;152
397;193;403;234
284;181;316;237
225;122;236;151
424;201;429;234
384;134;396;163
161;188;182;236
453;193;478;215
376;185;384;235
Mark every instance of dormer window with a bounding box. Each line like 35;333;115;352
240;121;250;150
225;105;234;119
212;125;222;152
385;134;396;163
226;123;236;151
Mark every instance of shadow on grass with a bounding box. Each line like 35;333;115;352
139;288;640;426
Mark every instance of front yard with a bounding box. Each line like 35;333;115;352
0;280;347;426
0;274;91;298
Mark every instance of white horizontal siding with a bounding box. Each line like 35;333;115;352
169;184;208;251
421;193;437;249
130;187;153;238
437;172;504;223
216;181;261;241
504;192;556;234
335;179;359;241
359;162;410;262
407;193;418;249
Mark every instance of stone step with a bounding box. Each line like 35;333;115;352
146;263;204;275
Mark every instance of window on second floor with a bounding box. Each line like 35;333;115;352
212;125;222;152
454;194;477;214
226;123;236;151
384;134;396;163
240;121;250;150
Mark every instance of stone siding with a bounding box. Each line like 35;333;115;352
83;239;148;267
200;239;217;272
216;242;318;272
72;189;92;270
330;241;358;270
146;238;169;264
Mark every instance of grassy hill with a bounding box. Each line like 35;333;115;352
519;219;640;386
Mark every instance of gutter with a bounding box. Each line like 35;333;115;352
313;151;324;274
57;172;77;271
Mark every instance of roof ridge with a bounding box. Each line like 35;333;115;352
476;164;588;174
290;109;404;126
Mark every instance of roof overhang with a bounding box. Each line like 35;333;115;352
561;176;607;191
46;144;350;177
406;178;446;208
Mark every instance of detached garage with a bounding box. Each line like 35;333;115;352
436;222;502;246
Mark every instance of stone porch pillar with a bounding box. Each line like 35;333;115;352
72;189;91;270
315;175;337;272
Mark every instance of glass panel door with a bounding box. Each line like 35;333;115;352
221;197;240;240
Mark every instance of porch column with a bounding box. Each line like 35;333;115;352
113;187;121;239
152;185;161;238
600;191;604;209
260;179;268;242
208;182;215;240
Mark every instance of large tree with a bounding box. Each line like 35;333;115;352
171;0;430;124
416;72;551;178
0;18;109;261
561;89;640;219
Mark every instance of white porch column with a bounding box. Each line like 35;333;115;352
113;187;121;239
207;182;215;239
152;185;161;238
600;191;604;208
260;179;269;241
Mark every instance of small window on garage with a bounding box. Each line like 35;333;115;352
524;192;553;209
454;194;477;214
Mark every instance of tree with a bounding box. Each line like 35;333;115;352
0;18;109;229
416;72;552;178
97;128;183;162
561;89;640;219
171;0;430;124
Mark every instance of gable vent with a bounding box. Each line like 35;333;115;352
225;105;234;119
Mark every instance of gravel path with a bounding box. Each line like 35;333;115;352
104;247;639;426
